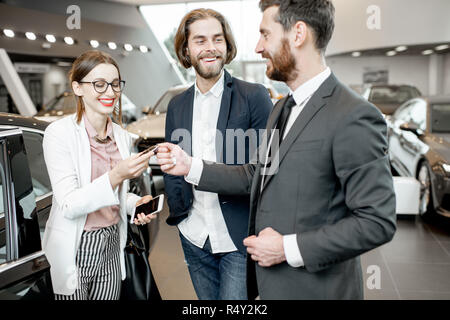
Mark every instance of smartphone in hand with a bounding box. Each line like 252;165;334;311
131;194;164;223
140;144;159;156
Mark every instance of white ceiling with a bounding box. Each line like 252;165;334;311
105;0;230;6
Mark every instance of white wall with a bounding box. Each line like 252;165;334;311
328;55;430;95
328;0;450;56
42;65;70;105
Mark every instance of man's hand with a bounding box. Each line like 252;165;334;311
133;195;157;225
243;227;286;267
156;142;192;176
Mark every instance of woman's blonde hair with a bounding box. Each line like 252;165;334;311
69;50;122;125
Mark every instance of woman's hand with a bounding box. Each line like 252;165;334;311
133;195;157;225
109;151;153;189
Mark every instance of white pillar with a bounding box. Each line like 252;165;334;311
428;54;444;96
0;49;37;116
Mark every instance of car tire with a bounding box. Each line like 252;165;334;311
417;162;434;219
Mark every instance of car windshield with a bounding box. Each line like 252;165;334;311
431;103;450;133
153;89;183;114
153;88;187;114
369;86;418;104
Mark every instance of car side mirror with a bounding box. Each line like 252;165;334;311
399;122;423;136
142;106;152;115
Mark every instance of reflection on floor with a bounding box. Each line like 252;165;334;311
149;195;450;300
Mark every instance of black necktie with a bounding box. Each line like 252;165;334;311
276;94;296;143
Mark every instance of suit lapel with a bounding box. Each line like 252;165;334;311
73;115;91;187
260;73;338;191
183;86;195;156
215;70;233;163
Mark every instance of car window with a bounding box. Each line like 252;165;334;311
22;131;52;197
431;104;450;133
153;91;174;114
153;88;187;114
369;87;417;104
0;163;6;265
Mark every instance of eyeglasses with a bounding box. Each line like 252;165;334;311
78;80;126;93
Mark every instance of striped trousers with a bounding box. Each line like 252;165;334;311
55;224;122;300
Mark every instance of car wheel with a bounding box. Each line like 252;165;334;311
418;162;434;218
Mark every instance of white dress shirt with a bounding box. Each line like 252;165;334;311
187;67;332;267
179;71;238;254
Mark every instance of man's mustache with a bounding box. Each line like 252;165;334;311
197;52;223;59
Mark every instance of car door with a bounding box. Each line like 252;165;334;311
0;129;53;299
21;129;52;240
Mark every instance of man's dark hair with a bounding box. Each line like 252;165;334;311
259;0;335;53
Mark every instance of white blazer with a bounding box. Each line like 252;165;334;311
42;114;140;295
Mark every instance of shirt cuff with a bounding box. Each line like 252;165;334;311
185;157;203;186
283;234;304;268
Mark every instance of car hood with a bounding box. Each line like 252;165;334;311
427;133;450;161
34;110;74;122
372;102;399;115
126;113;166;139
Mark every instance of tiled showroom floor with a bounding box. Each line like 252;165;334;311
148;193;450;300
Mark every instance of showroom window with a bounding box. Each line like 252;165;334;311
22;131;51;198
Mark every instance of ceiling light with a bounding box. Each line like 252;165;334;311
351;51;361;57
46;34;56;43
435;44;449;51
25;32;36;40
422;49;434;55
139;45;148;53
124;44;133;52
57;61;72;67
64;36;74;45
90;40;99;48
386;50;397;56
108;42;117;50
3;29;15;38
395;46;408;52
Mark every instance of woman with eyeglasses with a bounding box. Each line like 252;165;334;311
42;50;156;300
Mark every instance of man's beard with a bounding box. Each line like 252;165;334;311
264;38;297;82
191;52;225;79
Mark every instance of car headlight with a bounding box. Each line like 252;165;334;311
443;164;450;173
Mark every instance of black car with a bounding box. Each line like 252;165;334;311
362;84;421;115
0;115;53;299
387;96;450;218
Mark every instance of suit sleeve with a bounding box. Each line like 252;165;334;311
197;161;255;195
163;100;193;225
298;104;397;273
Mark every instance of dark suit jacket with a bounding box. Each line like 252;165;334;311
163;70;272;254
196;73;397;299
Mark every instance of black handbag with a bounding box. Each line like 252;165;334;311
120;222;161;300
